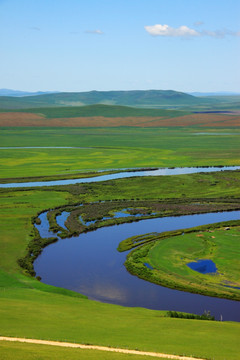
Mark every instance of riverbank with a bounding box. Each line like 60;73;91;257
1;170;240;359
124;221;240;301
33;208;240;318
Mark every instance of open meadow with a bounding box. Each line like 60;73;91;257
0;104;240;359
1;126;240;179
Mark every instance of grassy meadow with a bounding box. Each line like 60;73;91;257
0;341;172;360
0;104;189;117
125;222;240;300
1;169;240;359
0;106;240;359
149;226;240;290
0;127;240;179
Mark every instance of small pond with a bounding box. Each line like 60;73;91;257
187;259;217;274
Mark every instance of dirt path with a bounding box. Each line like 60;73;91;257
0;336;206;359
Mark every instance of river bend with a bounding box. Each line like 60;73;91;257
34;210;240;321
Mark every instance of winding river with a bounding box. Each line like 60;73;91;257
3;166;240;321
1;166;240;188
34;209;240;322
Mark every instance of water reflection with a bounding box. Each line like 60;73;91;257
34;210;240;321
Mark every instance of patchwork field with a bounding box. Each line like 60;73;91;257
0;111;239;127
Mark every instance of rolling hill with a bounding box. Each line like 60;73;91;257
0;89;219;109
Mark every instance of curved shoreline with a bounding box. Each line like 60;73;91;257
33;209;240;321
124;220;240;302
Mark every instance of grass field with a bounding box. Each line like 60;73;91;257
1;287;240;360
0;104;189;118
0;127;240;179
0;341;172;360
1;114;240;359
149;227;240;288
1;169;240;359
124;224;240;300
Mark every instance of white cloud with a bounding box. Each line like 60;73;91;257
144;24;199;37
145;24;240;39
85;29;104;35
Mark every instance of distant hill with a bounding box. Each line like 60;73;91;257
0;89;59;97
0;90;219;110
190;92;240;97
0;104;189;118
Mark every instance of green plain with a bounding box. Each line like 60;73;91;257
1;170;240;359
0;341;170;360
0;127;240;179
1;123;240;359
0;104;189;117
149;227;240;285
140;226;240;298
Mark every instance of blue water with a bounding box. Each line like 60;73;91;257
56;211;69;230
35;212;55;239
113;210;135;218
79;216;96;226
144;263;154;270
34;210;240;321
1;166;240;188
187;259;217;274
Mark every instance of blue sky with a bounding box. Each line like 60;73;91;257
1;0;239;92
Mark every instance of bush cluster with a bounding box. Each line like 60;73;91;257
167;310;215;321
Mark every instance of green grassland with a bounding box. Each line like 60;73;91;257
1;117;240;359
79;170;240;201
0;104;189;118
2;287;240;360
124;223;240;300
0;341;171;360
1;169;240;359
0;127;240;179
149;226;240;290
